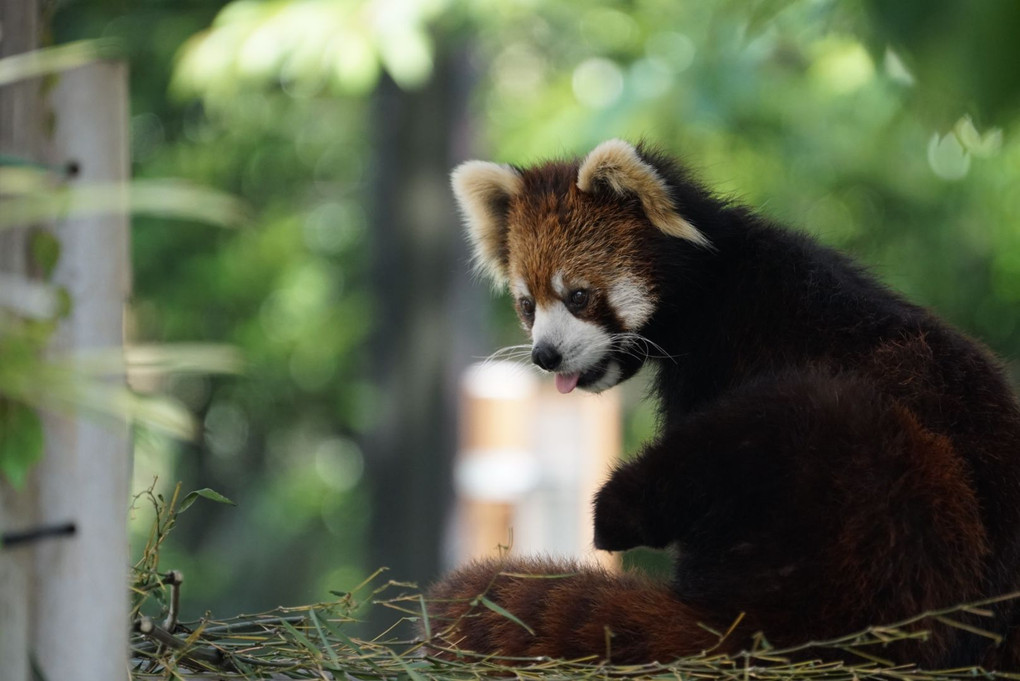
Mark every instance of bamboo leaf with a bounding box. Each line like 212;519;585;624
418;594;431;641
126;343;244;377
278;618;324;663
179;488;236;514
0;338;242;441
476;596;535;636
0;179;248;231
0;40;118;86
386;647;427;681
308;609;340;667
933;615;1004;644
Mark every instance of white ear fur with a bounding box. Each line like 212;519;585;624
577;139;710;247
451;161;522;285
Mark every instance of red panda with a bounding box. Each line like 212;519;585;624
425;139;1020;668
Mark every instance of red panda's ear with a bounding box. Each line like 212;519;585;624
451;161;522;286
577;139;710;247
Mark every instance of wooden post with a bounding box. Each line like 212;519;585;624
0;37;131;677
32;60;131;681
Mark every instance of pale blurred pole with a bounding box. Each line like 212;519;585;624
453;362;621;570
0;0;45;677
454;363;539;559
31;60;131;681
529;382;620;571
0;29;131;676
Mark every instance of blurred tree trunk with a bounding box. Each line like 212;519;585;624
0;1;45;677
364;44;484;625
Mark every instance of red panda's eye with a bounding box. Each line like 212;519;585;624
518;297;535;319
569;289;590;310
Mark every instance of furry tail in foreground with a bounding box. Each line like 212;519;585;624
424;557;729;664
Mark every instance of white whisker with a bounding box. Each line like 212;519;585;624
608;332;682;364
475;344;535;370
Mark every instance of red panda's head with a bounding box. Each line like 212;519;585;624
452;139;710;394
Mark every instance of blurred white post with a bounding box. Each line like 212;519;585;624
518;381;620;570
32;61;131;681
454;363;540;558
453;361;620;569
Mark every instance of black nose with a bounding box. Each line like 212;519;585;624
532;344;562;371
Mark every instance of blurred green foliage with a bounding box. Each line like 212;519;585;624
0;39;245;490
48;0;1020;618
47;2;376;615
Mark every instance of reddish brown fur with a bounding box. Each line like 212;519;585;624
506;163;659;324
426;557;725;664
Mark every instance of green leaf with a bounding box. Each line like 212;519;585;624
386;647;426;681
178;487;236;514
418;594;431;640
308;609;340;667
0;399;44;489
278;619;327;662
927;131;971;181
28;229;61;280
477;595;535;635
0;179;248;231
954;116;1003;158
54;287;72;319
0;40;118;86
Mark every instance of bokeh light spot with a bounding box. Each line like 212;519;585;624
572;58;624;109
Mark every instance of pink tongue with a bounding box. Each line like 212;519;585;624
555;372;581;394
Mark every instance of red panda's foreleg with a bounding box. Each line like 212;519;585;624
592;368;989;662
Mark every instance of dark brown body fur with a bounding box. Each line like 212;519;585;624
429;145;1020;668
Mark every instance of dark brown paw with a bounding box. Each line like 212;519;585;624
593;467;659;551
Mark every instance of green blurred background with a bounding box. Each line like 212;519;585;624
48;0;1020;622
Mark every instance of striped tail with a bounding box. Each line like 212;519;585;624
423;557;733;664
